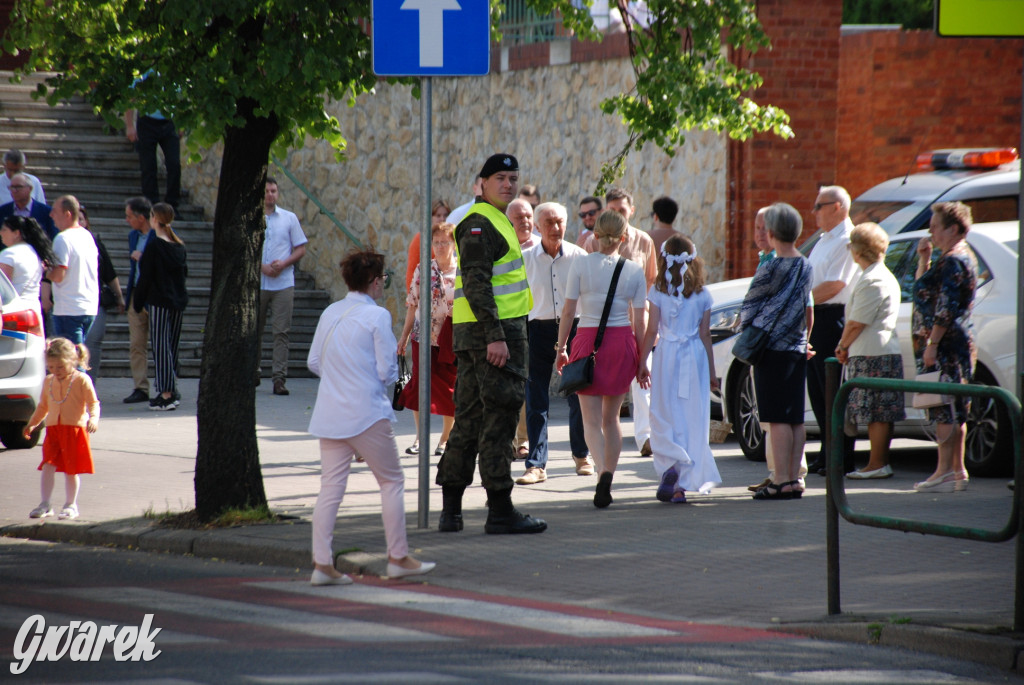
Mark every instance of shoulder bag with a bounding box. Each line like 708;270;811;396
557;257;626;397
911;370;950;409
733;260;805;366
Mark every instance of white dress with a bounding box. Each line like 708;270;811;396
648;286;722;494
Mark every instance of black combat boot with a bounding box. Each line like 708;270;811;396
484;488;547;534
438;485;465;532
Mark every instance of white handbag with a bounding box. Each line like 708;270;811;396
912;371;950;409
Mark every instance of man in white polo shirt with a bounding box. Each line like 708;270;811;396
47;195;99;344
516;202;592;484
806;185;861;475
259;177;308;396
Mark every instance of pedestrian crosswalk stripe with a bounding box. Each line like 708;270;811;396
49;587;452;643
249;581;678;638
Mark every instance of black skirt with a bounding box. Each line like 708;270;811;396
754;349;806;424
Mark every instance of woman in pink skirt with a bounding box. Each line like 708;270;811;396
555;210;647;507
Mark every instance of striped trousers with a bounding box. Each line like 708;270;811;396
148;306;182;395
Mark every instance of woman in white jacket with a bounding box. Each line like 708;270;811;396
307;250;435;586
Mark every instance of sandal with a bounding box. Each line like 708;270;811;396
782;480;803;499
752;482;794;500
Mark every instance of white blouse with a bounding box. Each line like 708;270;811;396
307;292;399;439
564;252;647;328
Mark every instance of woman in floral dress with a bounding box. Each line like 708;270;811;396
911;201;976;493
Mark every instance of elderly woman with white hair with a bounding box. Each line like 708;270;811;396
834;222;905;480
739;202;814;501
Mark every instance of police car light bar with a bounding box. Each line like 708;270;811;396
916;147;1019;171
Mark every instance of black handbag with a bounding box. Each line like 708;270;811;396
557;258;625;397
392;355;411;410
734;260;805;366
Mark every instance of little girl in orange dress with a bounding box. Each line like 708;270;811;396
25;337;100;520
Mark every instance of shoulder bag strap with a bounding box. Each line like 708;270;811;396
319;304;361;361
593;257;626;353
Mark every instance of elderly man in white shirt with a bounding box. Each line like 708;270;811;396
806;185;861;475
516;202;593;484
0;150;46;206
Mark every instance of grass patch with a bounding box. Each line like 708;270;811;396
153;504;282;530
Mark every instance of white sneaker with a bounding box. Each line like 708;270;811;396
58;504;79;520
29;503;53;519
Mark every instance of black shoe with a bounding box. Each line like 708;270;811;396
149;395;177;412
438;512;463;532
172;389;181;407
806;458;825;473
594;471;614;508
273;379;290;396
484;508;547;534
123;389;149;404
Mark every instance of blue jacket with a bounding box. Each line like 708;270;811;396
126;228;147;304
0;200;57;241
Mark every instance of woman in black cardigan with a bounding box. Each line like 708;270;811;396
133;203;188;411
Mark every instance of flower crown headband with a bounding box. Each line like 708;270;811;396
661;244;696;295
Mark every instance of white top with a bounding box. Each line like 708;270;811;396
51;227;99;316
522;240;587;321
807;217;860;305
447;199;475;227
846;260;902;358
565;252;647;328
307;292;399;439
0;172;45;206
0;242;44;303
261;206;308;291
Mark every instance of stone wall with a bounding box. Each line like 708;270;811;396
182;57;727;327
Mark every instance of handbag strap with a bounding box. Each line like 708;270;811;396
593;257;626;353
764;259;806;336
319;303;360;361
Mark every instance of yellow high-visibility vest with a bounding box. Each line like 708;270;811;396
452;202;532;323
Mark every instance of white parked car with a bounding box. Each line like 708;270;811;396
0;269;46;448
709;148;1020;477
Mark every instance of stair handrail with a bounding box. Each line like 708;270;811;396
271;155;362;248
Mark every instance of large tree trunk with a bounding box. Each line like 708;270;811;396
194;99;280;521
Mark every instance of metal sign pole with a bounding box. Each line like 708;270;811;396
417;76;433;529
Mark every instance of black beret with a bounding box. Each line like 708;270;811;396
479;153;519;178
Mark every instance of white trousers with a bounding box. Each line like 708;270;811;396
311;419;409;566
631;352;652;449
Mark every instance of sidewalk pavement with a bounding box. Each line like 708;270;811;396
1;378;1021;672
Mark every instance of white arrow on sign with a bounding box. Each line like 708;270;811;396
400;0;462;68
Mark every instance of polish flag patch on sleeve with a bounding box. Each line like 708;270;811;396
470;228;482;235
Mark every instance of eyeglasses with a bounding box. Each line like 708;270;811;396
378;272;392;289
8;185;28;190
578;209;599;219
812;200;838;212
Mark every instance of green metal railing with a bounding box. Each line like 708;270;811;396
824;358;1024;629
271;155;362;249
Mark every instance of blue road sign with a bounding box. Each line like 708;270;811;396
372;0;490;76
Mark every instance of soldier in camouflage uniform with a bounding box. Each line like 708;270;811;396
435;154;548;535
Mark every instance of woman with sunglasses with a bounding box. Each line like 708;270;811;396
307;249;435;585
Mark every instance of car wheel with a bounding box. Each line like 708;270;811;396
964;368;1013;477
0;422;40;450
731;367;766;461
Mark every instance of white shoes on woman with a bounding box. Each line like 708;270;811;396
310;569;354;586
846;464;893;480
386;560;436;579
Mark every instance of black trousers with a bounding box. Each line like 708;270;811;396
137;116;181;208
808;304;855;466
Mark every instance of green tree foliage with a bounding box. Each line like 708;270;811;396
4;0;790;519
843;0;934;29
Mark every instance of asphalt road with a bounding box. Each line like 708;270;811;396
1;538;1021;684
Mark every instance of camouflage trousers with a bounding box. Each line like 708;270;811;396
436;339;527;492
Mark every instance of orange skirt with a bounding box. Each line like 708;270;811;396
38;425;94;475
